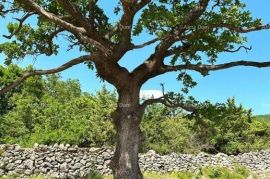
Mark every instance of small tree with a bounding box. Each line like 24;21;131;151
0;1;270;178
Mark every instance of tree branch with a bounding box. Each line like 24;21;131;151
0;8;20;17
18;0;86;34
47;28;65;55
219;23;270;33
150;0;211;60
131;38;160;49
163;60;270;76
17;0;109;54
3;12;36;39
108;0;151;43
141;83;197;112
224;45;252;53
131;0;210;85
142;97;197;112
56;0;93;34
0;55;93;95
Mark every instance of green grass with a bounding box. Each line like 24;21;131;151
0;166;259;179
102;166;256;179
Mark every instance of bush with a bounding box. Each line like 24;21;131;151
190;99;253;154
83;170;103;179
199;166;251;179
0;74;116;148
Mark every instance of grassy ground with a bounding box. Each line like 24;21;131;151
99;166;261;179
1;166;268;179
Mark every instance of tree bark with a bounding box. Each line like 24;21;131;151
111;89;144;179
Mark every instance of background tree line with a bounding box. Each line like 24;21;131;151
1;65;270;155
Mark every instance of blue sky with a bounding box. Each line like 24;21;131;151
0;1;270;115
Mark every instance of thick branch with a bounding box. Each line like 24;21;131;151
18;0;109;54
18;0;86;34
220;23;270;33
56;0;93;34
163;60;270;76
109;0;151;45
0;55;93;95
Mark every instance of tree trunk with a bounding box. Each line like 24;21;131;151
111;90;144;179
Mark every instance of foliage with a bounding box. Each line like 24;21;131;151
84;170;103;179
102;166;253;179
141;105;196;154
141;99;270;155
190;99;253;154
198;166;251;179
0;65;24;115
0;72;116;147
0;166;255;179
1;66;270;154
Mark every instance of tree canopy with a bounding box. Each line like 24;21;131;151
1;0;270;100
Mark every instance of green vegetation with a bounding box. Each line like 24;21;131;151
0;166;254;179
0;72;116;147
102;166;255;179
1;67;270;155
0;175;46;179
254;114;270;122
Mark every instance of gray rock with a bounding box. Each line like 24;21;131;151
6;163;14;170
45;157;52;162
24;169;32;175
0;161;4;169
33;143;39;148
59;144;65;150
73;163;82;169
0;169;4;175
147;150;156;155
80;159;87;165
60;162;68;172
102;152;111;160
24;159;34;169
1;144;270;178
14;160;22;164
14;145;21;150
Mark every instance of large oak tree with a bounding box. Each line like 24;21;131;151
1;0;270;178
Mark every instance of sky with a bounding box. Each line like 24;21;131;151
0;0;270;115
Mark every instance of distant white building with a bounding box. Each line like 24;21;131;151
140;90;163;100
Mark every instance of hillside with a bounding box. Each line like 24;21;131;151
254;114;270;122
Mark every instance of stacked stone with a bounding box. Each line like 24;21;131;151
1;144;270;178
0;144;113;178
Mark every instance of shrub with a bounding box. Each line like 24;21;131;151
83;170;103;179
199;166;251;179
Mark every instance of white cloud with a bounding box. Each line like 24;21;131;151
140;90;163;100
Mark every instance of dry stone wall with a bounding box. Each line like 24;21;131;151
0;144;270;178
